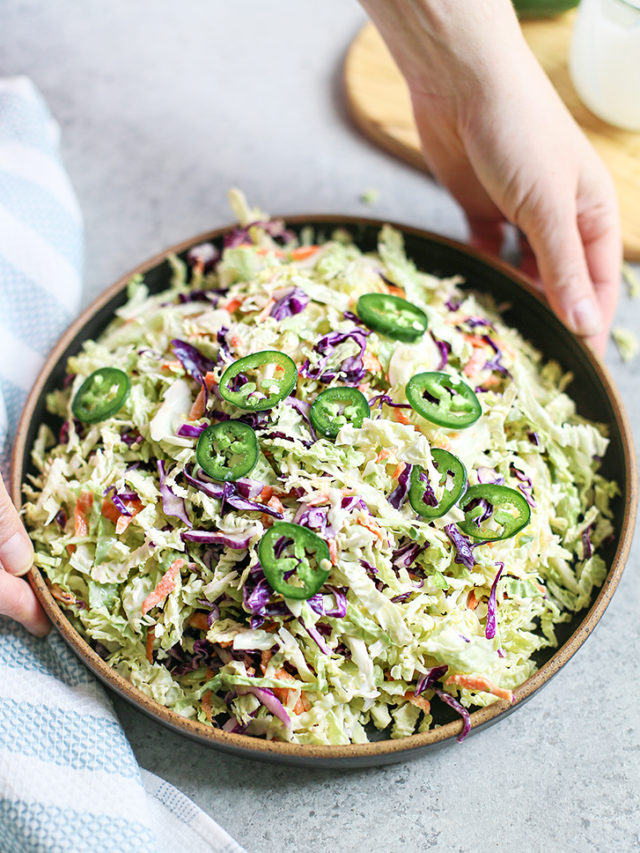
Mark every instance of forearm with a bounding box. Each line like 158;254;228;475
358;0;533;96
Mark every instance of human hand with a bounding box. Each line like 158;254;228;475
0;474;50;635
359;0;621;354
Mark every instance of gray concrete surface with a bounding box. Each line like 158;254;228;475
2;2;639;851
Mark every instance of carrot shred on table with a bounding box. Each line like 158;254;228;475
141;558;185;615
73;493;93;537
146;627;155;664
404;691;431;714
445;673;514;703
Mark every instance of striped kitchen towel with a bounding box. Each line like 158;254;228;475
0;77;245;853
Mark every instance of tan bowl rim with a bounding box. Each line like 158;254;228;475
11;215;638;761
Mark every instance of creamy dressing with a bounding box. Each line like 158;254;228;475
570;0;640;131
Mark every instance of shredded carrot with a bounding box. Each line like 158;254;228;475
328;540;339;566
160;359;182;371
189;386;207;420
463;349;488;378
110;499;144;535
536;582;546;594
357;515;386;541
445;673;514;703
66;544;76;555
376;448;392;463
255;247;286;258
404;692;431;714
271;668;310;714
362;349;382;373
229;334;243;348
146;628;155;664
463;333;489;349
222;296;244;313
73;493;93;537
201;690;214;723
267;495;284;514
260;650;273;673
467;590;479;610
385;284;406;298
257;298;276;322
391;462;406;481
393;408;411;425
259;485;275;503
289;245;319;261
50;584;80;608
189;612;210;632
306;492;330;507
141;558;185;615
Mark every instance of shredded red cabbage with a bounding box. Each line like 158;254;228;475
510;465;536;508
301;329;370;385
299;616;331;654
388;464;413;509
415;664;448;695
444;524;476;570
368;393;412;410
236;685;292;728
157;460;192;528
307;587;348;619
171;339;216;386
434;688;471;742
482;335;510;376
223;219;295;248
103;485;134;516
476;467;505;485
186;242;220;270
391;540;427;569
485;561;504;640
216;327;232;362
183;467;283;518
177;423;207;438
270;288;309;321
341;495;367;512
430;334;451;370
528;430;540;446
285;397;318;442
390;591;412;603
294;503;335;537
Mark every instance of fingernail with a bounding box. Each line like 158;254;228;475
569;298;602;337
0;531;33;576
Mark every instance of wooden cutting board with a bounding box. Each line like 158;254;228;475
344;14;640;260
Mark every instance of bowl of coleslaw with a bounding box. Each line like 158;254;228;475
12;192;637;767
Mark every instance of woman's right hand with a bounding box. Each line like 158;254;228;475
0;475;50;635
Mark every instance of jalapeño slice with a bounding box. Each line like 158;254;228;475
219;351;297;411
309;387;370;439
196;421;258;482
458;484;531;541
258;521;331;601
406;371;481;429
71;367;131;424
356;293;428;342
409;448;467;519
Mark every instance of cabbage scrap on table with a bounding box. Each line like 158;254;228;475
24;192;618;745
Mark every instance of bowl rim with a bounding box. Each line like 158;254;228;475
11;214;638;762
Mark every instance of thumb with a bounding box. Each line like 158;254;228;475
0;474;34;576
519;203;603;339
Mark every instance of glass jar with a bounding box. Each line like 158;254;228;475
569;0;640;131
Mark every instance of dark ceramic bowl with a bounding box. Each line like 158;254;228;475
11;217;637;767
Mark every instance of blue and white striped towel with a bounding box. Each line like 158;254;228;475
0;77;245;853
